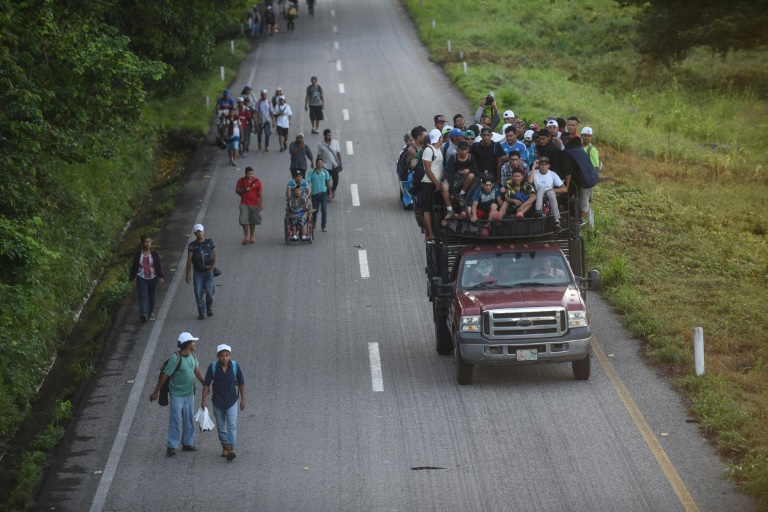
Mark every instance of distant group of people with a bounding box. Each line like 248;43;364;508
397;95;601;240
247;1;315;38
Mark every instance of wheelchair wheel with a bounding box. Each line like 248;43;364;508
284;214;290;244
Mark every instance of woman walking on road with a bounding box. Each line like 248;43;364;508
129;235;165;322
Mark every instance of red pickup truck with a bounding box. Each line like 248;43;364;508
426;200;600;384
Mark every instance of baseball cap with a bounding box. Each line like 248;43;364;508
449;128;464;138
547;119;559;128
524;129;534;141
503;110;515;118
260;89;268;94
434;115;447;124
442;126;452;135
292;169;303;176
538;156;550;163
178;332;199;344
581;127;593;135
244;86;252;91
193;224;204;233
217;344;232;354
465;129;476;138
428;128;442;144
223;89;230;96
481;175;494;185
403;131;413;140
237;96;244;102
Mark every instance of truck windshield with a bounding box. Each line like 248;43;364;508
459;252;571;291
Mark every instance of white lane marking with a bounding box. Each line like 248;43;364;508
333;25;338;33
346;140;353;155
334;41;339;50
368;342;384;392
339;83;345;94
342;109;349;121
246;46;262;86
359;249;370;279
336;60;342;72
351;184;360;206
89;146;224;512
331;9;335;17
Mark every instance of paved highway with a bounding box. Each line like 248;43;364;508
37;0;756;511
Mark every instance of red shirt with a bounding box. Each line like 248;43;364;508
237;177;262;206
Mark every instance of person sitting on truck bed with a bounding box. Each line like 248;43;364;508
530;256;567;279
470;174;503;224
528;156;567;232
442;140;477;223
500;168;536;219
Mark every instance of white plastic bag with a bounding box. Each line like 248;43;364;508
195;407;215;432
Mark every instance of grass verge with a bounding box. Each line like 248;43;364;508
404;0;768;506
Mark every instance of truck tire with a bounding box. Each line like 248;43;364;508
455;340;473;385
572;354;591;380
435;315;452;355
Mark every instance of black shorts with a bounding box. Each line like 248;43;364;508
419;182;438;210
309;105;324;122
276;126;288;137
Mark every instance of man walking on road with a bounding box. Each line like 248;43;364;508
202;344;246;461
235;167;263;244
186;225;217;320
255;89;275;152
306;157;331;232
289;133;314;177
317;129;342;201
149;332;205;456
304;76;325;134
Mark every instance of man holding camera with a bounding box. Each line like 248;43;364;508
473;94;500;133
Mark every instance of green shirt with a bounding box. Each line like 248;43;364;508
163;352;199;397
306;167;330;194
584;144;600;168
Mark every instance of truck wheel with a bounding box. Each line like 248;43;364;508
572;354;591;380
455;341;473;385
435;316;452;356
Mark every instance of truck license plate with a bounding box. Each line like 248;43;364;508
516;349;538;361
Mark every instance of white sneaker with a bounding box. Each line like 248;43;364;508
301;235;309;241
291;235;298;241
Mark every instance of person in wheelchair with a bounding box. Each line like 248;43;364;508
286;169;311;199
288;186;311;241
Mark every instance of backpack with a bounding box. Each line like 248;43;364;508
287;5;297;17
157;352;182;407
412;146;436;184
210;360;240;397
191;239;215;271
397;144;415;181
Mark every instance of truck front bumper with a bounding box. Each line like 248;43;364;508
456;328;592;365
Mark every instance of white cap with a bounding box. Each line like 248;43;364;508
503;110;515;118
277;95;286;101
260;89;268;94
581;127;593;135
193;224;204;233
546;119;559;128
524;129;534;141
428;128;441;144
178;332;199;343
237;97;244;102
217;344;232;354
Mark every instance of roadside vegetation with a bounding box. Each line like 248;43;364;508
0;1;253;508
404;0;767;505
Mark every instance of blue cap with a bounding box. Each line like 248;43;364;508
223;89;230;96
449;128;464;138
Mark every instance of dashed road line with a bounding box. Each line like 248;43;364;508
351;184;360;206
339;83;345;94
333;25;338;33
342;109;349;121
336;60;342;72
334;41;339;50
358;249;370;279
368;342;384;392
346;140;353;155
331;9;335;17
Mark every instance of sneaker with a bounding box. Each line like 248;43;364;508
149;313;156;321
516;211;524;219
291;235;298;241
181;445;198;452
579;218;587;226
167;448;176;456
242;238;249;245
198;313;205;320
279;147;284;152
265;147;270;152
321;227;327;232
533;210;543;218
207;309;213;317
443;210;454;221
425;234;435;242
301;235;309;241
140;314;147;322
554;222;562;234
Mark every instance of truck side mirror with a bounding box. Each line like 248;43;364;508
587;269;601;291
431;276;454;298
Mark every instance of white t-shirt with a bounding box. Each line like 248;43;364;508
275;103;292;129
532;169;563;190
317;139;341;168
421;145;444;183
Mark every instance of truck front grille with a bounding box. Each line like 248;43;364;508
482;308;566;339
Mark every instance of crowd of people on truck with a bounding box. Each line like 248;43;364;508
398;95;601;241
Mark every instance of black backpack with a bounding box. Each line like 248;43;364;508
412;146;436;184
157;352;182;407
397;144;414;181
191;239;214;271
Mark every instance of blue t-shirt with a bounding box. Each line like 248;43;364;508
287;178;310;195
204;361;245;410
472;184;501;211
501;140;528;162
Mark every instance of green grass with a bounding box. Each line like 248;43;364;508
404;0;768;505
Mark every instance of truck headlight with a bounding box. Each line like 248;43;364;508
568;310;588;328
460;315;481;332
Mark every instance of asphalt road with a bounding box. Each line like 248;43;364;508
36;0;757;511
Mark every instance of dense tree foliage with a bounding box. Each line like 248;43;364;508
619;0;768;63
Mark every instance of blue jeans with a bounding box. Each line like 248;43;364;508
192;269;214;315
136;276;158;315
213;403;239;450
168;394;195;449
311;192;328;229
257;122;271;148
